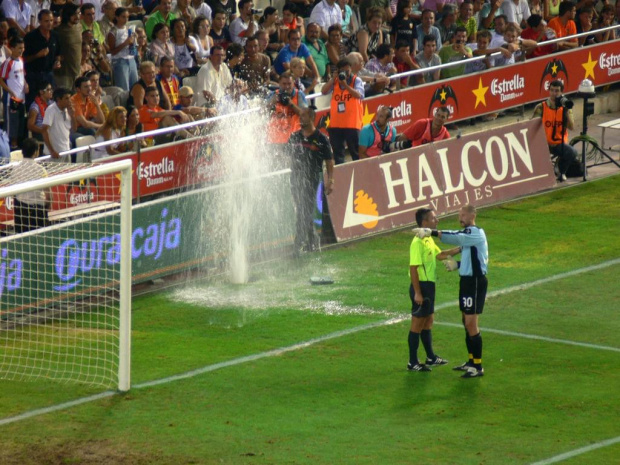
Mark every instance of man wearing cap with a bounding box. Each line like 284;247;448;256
173;85;217;119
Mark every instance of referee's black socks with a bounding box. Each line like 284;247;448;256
420;329;435;360
408;331;420;365
470;332;483;369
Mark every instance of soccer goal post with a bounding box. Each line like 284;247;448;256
0;159;132;392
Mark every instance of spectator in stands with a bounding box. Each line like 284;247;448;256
190;0;212;23
128;60;171;109
99;1;119;40
359;0;391;24
279;3;305;44
195;44;232;105
217;78;249;115
438;26;472;79
174;85;217;118
107;7;138;91
437;4;458;45
85;70;111;117
124;105;147;148
42;87;77;160
3;0;33;38
365;43;396;89
273;29;319;79
575;6;596;46
543;0;560;21
521;14;556;58
123;0;146;21
290;56;315;93
595;5;616;43
134;26;150;65
173;0;197;25
529;0;543;17
225;41;244;77
146;0;178;42
12;137;50;233
502;0;530;28
190;16;213;66
457;1;478;42
71;75;105;141
24;10;59;106
321;57;364;164
415;9;442;53
54;4;82;90
465;29;507;73
392;41;416;87
414;35;441;84
157;56;180;106
139;85;192;139
391;0;416;53
359;106;396;159
149;23;175;65
326;24;346;75
310;0;343;40
230;0;258;46
531;79;576;182
349;7;386;63
0;36;28;149
93;105;127;159
49;0;67;23
209;9;232;49
303;22;329;82
27;0;53;24
493;24;535;65
239;35;271;96
82;30;112;79
81;3;106;46
338;0;356;38
480;0;504;30
396;106;451;147
348;50;390;96
489;13;508;46
547;0;578;50
170;18;197;77
27;81;53;143
258;7;284;61
207;0;236;23
267;70;306;146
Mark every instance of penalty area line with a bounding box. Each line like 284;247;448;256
529;435;620;465
0;257;619;429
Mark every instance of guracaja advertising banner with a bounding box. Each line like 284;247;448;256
316;40;620;130
326;119;556;242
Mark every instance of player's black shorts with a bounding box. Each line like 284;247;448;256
459;275;488;315
409;281;435;317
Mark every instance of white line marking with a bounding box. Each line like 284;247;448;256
0;257;619;431
529;435;620;465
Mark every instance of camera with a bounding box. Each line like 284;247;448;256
382;139;412;153
557;96;574;109
251;8;263;14
278;91;291;106
338;71;348;81
455;39;462;44
93;39;99;47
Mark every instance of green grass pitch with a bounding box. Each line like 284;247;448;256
0;176;618;464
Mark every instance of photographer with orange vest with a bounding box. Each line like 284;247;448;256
267;71;308;145
359;106;397;159
531;79;577;182
321;57;364;164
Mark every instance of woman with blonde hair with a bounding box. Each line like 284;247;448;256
93;106;128;160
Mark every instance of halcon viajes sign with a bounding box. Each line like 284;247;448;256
326;119;556;241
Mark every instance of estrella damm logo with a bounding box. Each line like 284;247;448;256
428;85;458;119
539;59;569;93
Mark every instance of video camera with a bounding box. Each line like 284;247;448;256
278;91;291;106
556;95;574;110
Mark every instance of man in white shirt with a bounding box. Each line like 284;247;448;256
25;0;50;24
501;0;530;29
195;44;232;106
310;0;342;40
42;87;77;160
229;0;258;46
3;0;33;37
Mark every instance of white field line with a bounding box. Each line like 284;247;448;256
529;436;620;465
0;257;619;436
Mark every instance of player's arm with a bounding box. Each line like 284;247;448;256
436;228;484;247
437;247;461;260
410;265;424;305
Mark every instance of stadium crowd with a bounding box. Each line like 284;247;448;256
0;0;616;159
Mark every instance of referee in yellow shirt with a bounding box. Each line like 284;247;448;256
408;208;461;371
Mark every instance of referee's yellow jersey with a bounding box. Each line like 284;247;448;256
409;237;441;282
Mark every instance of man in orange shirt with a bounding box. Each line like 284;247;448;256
547;1;578;50
395;106;451;148
71;75;105;138
139;86;192;140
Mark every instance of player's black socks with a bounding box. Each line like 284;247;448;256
465;331;474;363
470;332;483;369
420;329;435;360
408;331;420;365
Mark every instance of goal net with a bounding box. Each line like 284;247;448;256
0;158;132;392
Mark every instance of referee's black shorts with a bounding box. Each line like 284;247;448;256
409;281;435;317
459;275;488;315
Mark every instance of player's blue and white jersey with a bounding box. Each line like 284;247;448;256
441;226;488;277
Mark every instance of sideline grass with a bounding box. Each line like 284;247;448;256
0;176;618;464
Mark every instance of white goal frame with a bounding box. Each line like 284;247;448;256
0;159;133;392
